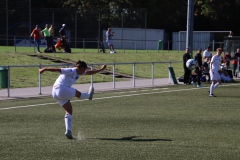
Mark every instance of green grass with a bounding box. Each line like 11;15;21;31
0;46;184;88
1;83;240;159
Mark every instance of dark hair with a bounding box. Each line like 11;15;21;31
75;60;87;69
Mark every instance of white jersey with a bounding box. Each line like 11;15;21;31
53;68;80;87
203;50;211;61
211;55;221;71
106;31;112;42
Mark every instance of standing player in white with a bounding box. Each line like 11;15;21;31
39;60;106;139
106;28;116;54
209;48;222;97
203;46;212;61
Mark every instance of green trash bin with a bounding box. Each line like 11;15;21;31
0;67;8;88
158;40;163;50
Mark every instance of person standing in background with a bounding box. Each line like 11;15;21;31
183;48;191;85
106;28;116;54
203;46;212;64
59;24;66;38
194;48;203;87
228;31;233;37
30;25;42;53
232;48;240;77
48;24;56;53
41;24;51;52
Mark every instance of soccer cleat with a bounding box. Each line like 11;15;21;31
113;50;117;53
209;94;216;97
88;86;94;100
65;130;73;139
197;84;203;88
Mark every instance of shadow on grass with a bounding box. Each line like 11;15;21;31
89;136;172;142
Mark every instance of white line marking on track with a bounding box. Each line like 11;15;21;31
0;83;239;111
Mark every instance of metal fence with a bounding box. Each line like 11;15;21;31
0;4;147;47
0;35;225;53
0;61;181;97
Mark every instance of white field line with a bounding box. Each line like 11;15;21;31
0;83;239;111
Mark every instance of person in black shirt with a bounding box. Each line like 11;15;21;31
232;48;240;77
194;48;203;87
183;48;191;84
59;24;66;38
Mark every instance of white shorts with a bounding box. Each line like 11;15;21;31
52;85;76;106
106;40;113;46
210;70;221;81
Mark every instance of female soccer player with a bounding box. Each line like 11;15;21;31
39;60;106;139
209;48;222;97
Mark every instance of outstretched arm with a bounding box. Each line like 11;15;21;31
39;68;61;74
85;65;107;75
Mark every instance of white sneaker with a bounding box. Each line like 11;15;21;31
209;94;216;97
65;130;73;139
88;86;94;100
110;51;114;54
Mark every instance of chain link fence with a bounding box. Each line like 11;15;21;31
0;2;147;48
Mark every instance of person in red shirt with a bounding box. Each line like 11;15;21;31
30;25;42;53
224;51;232;70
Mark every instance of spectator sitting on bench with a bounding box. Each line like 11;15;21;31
202;62;210;82
55;36;67;51
219;70;232;82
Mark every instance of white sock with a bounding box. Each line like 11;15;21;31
214;83;219;89
79;92;90;99
65;114;72;131
210;84;215;95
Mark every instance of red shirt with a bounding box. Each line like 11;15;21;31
224;54;231;66
232;52;240;65
31;28;41;39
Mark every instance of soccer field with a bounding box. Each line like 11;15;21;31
1;83;240;160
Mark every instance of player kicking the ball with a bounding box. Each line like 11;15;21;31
39;60;106;139
209;48;222;97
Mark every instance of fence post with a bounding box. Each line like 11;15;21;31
113;63;116;89
151;62;154;85
135;41;137;53
38;64;42;95
133;63;136;87
146;41;148;53
90;64;93;86
212;40;215;51
7;65;10;97
168;41;170;53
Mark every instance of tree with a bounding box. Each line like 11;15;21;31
194;0;240;35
